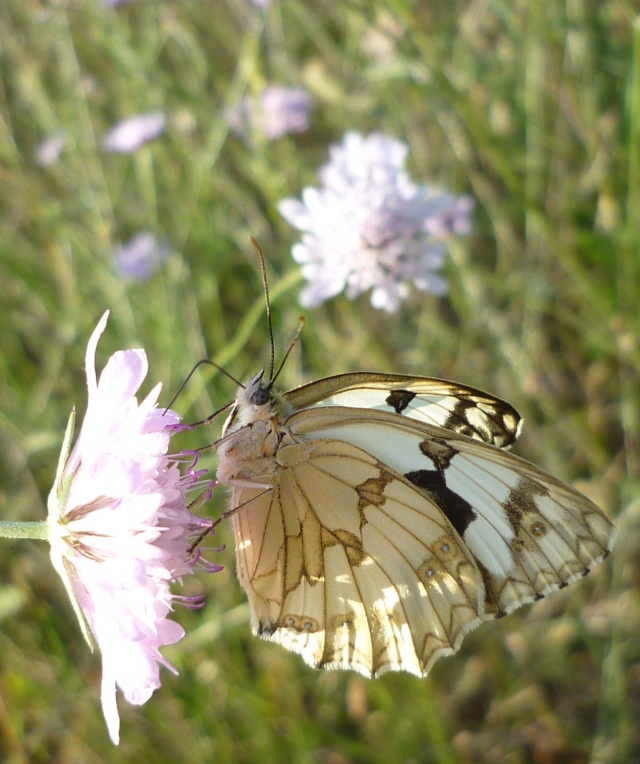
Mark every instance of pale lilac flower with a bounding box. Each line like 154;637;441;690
35;133;66;166
47;311;213;744
227;86;312;141
103;112;165;153
114;232;169;280
251;0;272;7
279;131;475;312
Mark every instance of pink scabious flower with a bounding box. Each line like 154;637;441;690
227;86;312;142
47;311;214;745
103;112;165;153
278;131;475;313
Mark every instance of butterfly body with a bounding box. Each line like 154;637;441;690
217;371;615;677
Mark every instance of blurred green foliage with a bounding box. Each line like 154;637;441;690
0;1;638;762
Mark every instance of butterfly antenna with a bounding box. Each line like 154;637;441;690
250;236;276;383
164;359;244;413
272;315;305;385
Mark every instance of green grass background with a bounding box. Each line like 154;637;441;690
0;1;638;762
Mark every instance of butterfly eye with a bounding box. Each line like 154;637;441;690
251;387;271;406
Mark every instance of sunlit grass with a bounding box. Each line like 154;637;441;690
0;1;638;761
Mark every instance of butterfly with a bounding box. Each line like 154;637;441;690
214;252;615;678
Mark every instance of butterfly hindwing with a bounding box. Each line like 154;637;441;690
231;484;285;628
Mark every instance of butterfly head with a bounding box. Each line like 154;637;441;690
222;369;289;435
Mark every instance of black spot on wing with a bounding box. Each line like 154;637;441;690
404;468;476;537
385;389;417;414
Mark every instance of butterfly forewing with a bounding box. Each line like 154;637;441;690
285;372;522;448
217;371;615;677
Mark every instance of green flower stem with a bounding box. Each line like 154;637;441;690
0;520;50;541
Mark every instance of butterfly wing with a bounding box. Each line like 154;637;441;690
285;372;522;448
225;406;614;677
229;436;487;677
289;407;615;618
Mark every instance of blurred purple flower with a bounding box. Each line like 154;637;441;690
227;86;312;142
103;112;165;153
279;132;474;312
251;0;272;7
47;311;217;744
35;133;66;166
114;232;169;280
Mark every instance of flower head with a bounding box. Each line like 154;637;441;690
227;86;312;142
279;131;474;312
47;312;213;744
103;112;165;153
114;232;169;280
